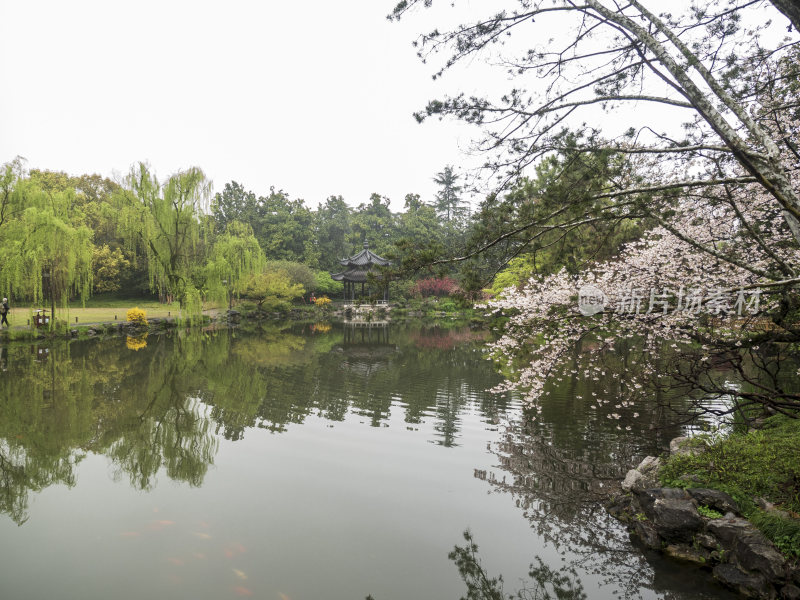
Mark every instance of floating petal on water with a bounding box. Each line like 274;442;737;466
233;568;247;580
119;531;140;538
167;557;184;566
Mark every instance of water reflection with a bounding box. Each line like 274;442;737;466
0;322;507;526
481;345;737;599
342;321;391;346
0;323;737;599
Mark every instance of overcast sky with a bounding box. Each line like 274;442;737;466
0;0;491;211
3;2;788;213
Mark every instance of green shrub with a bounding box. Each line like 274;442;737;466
661;419;800;513
312;271;344;296
241;269;304;311
697;505;723;519
749;511;800;559
438;298;457;312
660;415;800;557
265;260;315;292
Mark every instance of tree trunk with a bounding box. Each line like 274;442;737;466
771;0;800;32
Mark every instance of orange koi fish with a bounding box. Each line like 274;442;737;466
119;531;140;538
233;586;254;597
147;520;176;531
224;542;246;558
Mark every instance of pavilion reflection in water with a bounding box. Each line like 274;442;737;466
337;321;396;379
341;320;391;346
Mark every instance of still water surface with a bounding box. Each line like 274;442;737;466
0;322;735;599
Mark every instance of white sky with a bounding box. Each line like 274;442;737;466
0;0;490;211
2;1;790;212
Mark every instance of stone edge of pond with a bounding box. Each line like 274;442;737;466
0;312;225;343
0;307;492;344
606;439;800;599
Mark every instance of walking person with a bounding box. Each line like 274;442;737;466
0;298;9;327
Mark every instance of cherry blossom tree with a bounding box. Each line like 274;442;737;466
390;0;800;249
485;169;800;419
390;1;800;419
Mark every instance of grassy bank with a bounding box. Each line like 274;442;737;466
660;415;800;558
0;295;490;343
2;296;223;328
0;295;225;342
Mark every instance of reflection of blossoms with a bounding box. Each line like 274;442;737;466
411;328;487;350
126;334;148;351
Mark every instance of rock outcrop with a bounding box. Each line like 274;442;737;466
608;439;800;599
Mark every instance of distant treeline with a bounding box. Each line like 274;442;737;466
0;159;473;312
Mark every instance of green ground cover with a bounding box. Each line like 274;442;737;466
3;295;222;327
660;415;800;558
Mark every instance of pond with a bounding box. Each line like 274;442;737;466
0;322;736;599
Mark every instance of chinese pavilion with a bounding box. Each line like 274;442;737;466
331;241;391;303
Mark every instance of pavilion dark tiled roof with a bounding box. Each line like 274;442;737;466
331;241;391;282
338;241;391;268
331;268;371;283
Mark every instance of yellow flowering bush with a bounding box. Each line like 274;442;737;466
313;295;331;308
126;307;148;326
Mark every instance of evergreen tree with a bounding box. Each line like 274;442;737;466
433;166;466;223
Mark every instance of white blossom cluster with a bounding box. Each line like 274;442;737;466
484;178;799;422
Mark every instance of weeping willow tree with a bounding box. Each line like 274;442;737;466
116;163;211;315
0;342;95;524
204;220;265;309
0;168;93;323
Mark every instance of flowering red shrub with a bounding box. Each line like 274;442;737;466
410;276;461;298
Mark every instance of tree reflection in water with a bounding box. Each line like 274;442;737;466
479;347;737;599
0;323;509;525
0;325;738;598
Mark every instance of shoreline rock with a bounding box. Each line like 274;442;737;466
608;437;800;599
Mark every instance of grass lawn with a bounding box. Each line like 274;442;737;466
6;298;222;326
